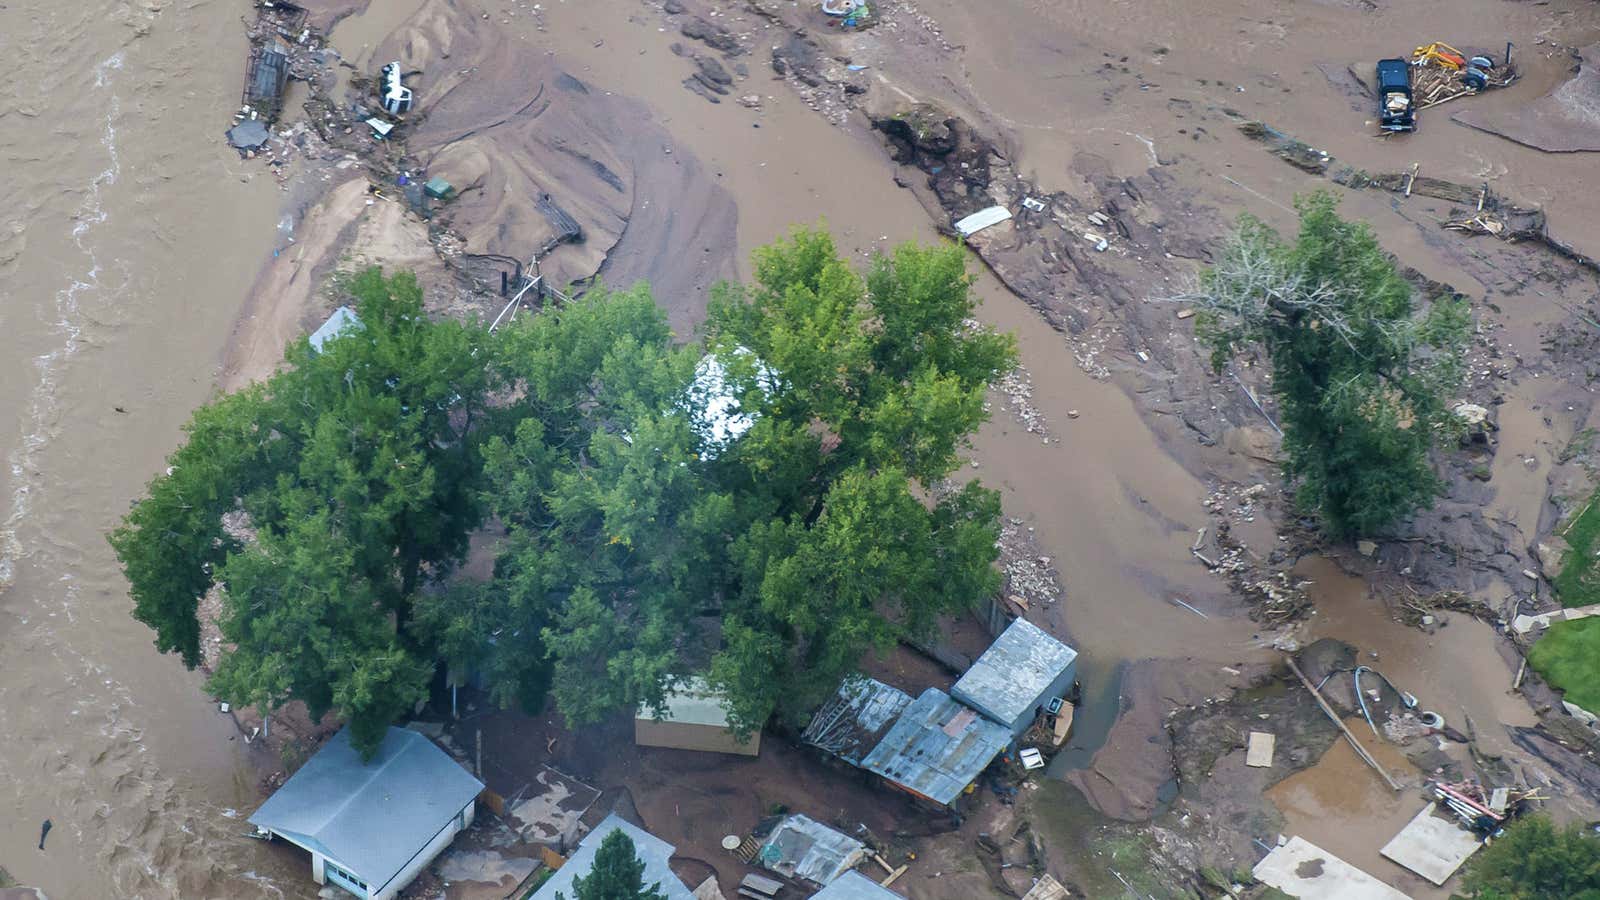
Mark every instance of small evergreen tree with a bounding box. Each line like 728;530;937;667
1181;191;1468;539
560;830;666;900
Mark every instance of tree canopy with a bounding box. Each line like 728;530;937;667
559;830;666;900
116;229;1016;754
111;270;491;755
447;229;1015;731
1185;191;1468;539
1461;815;1600;899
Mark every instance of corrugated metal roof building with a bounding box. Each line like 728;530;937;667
248;727;484;900
811;871;906;899
635;676;760;757
951;618;1077;740
859;688;1011;807
802;676;913;766
756;814;868;886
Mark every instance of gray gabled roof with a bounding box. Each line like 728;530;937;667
811;871;905;899
249;726;483;891
859;688;1010;806
951;618;1077;727
530;814;695;900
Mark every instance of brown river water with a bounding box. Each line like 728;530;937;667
0;0;297;896
5;0;1598;894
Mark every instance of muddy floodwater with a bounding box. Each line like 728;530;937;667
6;0;1600;894
0;0;296;896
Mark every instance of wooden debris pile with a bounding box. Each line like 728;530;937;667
1410;51;1516;112
1429;778;1542;833
1389;586;1498;628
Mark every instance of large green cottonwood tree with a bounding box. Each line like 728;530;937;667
120;230;1016;752
111;270;490;755
423;229;1015;732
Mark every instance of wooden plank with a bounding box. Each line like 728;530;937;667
882;864;909;887
1245;731;1276;768
738;873;783;897
1052;704;1073;746
1285;656;1403;791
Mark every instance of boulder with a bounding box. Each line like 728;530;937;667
1536;535;1571;577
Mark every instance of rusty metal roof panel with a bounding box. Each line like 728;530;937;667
802;676;913;766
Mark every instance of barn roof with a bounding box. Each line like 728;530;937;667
811;871;906;899
636;676;736;728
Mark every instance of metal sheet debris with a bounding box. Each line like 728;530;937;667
955;205;1012;237
1253;836;1410;899
1379;804;1484;886
756;814;867;886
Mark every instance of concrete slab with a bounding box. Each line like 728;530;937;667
1380;805;1483;887
1253;836;1411;900
1512;602;1600;634
508;766;601;849
1246;731;1276;768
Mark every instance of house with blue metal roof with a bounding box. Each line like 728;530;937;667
859;688;1012;807
951;618;1077;741
248;726;483;900
529;814;695;900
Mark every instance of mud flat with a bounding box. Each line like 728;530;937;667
1455;43;1600;152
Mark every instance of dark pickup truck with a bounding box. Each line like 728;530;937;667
1377;58;1415;132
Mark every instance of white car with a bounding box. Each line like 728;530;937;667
380;61;413;115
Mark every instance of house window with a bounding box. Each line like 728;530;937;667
325;860;369;896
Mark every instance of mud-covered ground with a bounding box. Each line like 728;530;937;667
201;0;1600;898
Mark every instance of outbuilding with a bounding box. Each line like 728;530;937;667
529;814;695;900
635;676;760;757
951;618;1077;741
756;814;868;886
248;726;483;900
859;688;1011;807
